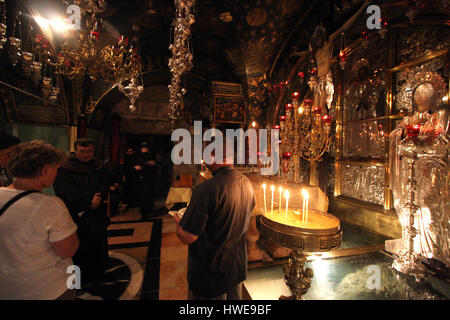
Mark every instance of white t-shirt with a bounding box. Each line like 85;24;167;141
0;187;77;300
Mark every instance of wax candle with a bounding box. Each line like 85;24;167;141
301;189;307;224
278;187;283;213
262;184;267;214
305;192;309;224
270;185;275;215
284;190;289;223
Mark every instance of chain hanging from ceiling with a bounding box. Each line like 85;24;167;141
168;0;195;130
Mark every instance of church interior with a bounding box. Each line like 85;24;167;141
0;0;449;301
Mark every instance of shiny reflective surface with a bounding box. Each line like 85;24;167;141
245;252;448;300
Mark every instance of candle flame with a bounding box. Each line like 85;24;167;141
270;185;275;191
262;183;266;189
284;190;290;198
301;189;309;198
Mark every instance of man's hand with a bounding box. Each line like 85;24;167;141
134;165;143;171
91;193;102;210
172;214;181;224
146;160;156;166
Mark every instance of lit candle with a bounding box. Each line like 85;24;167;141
301;189;308;224
305;192;309;224
284;190;290;223
262;184;267;214
291;92;299;108
278;187;283;213
270;185;275;215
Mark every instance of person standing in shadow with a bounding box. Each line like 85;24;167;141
133;142;156;220
122;146;139;210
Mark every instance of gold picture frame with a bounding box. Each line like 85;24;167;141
213;95;246;124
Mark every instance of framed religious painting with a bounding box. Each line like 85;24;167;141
213;95;246;124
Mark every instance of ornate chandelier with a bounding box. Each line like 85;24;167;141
1;0;143;111
168;0;195;129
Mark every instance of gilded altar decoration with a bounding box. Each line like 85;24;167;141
390;77;450;277
168;0;196;130
394;57;447;114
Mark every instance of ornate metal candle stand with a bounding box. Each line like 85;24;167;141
392;141;427;280
257;212;342;300
279;97;332;186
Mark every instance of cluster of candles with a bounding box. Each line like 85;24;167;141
262;183;310;224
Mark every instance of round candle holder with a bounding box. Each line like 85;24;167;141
257;210;342;300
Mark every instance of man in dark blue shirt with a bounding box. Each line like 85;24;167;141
174;145;255;300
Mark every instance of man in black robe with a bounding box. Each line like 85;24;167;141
53;138;110;287
133;142;156;220
122;147;139;210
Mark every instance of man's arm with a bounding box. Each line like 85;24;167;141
173;214;198;245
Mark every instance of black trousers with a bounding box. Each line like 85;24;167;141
138;178;154;216
123;175;139;207
73;208;109;286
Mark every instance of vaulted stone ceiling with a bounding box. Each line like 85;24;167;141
4;0;447;132
91;0;373;126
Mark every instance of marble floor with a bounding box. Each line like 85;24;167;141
95;199;189;300
90;203;448;300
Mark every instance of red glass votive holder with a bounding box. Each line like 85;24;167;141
322;115;332;124
313;106;322;115
406;124;421;137
282;152;291;160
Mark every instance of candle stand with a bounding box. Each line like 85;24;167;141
257;211;342;300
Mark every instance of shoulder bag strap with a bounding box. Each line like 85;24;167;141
0;190;40;217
